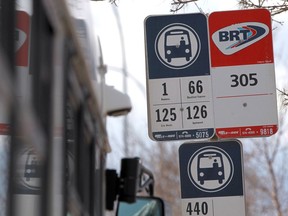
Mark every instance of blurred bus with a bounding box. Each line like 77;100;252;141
0;0;165;216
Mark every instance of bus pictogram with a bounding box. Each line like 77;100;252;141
188;146;234;193
164;29;192;63
155;23;200;69
197;151;225;185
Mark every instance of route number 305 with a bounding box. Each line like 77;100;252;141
230;73;258;87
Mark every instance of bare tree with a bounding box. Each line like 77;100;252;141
239;0;288;16
171;0;288;15
243;111;288;216
151;142;181;216
278;88;288;109
170;0;199;12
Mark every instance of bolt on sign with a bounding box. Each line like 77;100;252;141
144;13;215;141
209;9;278;138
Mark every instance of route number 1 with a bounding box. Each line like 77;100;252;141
162;83;168;96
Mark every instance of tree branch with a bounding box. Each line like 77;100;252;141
170;0;199;12
263;141;283;216
239;0;288;16
277;88;288;107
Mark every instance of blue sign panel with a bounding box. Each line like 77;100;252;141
144;13;214;141
145;14;210;79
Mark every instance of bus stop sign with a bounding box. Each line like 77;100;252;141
209;9;278;138
178;140;245;216
144;14;214;141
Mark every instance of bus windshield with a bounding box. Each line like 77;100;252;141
199;153;223;168
166;34;189;46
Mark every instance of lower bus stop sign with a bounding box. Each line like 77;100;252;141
178;140;245;216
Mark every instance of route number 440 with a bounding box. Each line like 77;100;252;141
186;202;209;215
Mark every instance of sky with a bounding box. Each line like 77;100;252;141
91;0;288;168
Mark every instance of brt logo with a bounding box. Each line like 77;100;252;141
212;22;269;55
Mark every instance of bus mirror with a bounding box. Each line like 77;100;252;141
105;158;156;211
116;196;165;216
118;158;154;204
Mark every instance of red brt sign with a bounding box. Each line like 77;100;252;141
208;9;278;139
209;9;274;67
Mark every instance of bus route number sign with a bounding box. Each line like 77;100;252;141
209;9;278;138
144;13;215;141
178;140;246;216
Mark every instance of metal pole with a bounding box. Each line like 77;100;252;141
112;5;129;156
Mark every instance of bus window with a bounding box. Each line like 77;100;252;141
0;136;10;215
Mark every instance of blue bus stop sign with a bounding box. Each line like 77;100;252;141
144;13;214;141
178;140;246;216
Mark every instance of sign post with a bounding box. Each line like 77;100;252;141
144;14;214;141
209;9;278;138
178;140;245;216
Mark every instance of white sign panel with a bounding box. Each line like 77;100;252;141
145;13;214;141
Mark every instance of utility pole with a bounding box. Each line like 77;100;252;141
112;5;129;156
